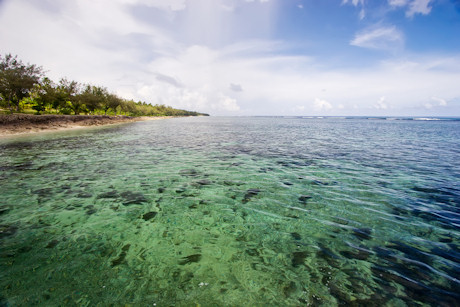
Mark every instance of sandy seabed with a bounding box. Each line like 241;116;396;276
0;114;167;137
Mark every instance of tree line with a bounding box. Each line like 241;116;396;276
0;54;208;117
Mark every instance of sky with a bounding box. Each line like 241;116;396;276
1;0;460;116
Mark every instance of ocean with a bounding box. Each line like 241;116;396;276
1;116;459;306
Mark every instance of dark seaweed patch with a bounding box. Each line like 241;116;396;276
85;205;97;215
45;239;59;249
292;251;308;267
0;207;9;216
242;189;261;203
179;254;202;265
317;243;341;267
32;187;53;198
179;169;199;177
111;244;130;267
352;228;372;240
0;224;18;239
298;195;312;204
97;190;119;199
77;192;92;198
245;249;259;257
283;281;297;298
142;211;157;221
340;248;370;261
120;191;148;205
195;179;212;186
386;241;433;265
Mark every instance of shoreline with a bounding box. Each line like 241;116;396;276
0;114;169;137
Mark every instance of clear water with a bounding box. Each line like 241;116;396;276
1;117;459;306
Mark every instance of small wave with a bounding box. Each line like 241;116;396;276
414;117;441;121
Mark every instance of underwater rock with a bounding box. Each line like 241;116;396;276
77;192;92;198
0;207;9;216
371;265;428;296
45;239;59;249
312;180;329;186
340;248;370;260
179;169;199;177
245;249;259;257
386;241;432;265
111;244;130;267
283;281;297;298
120;191;148;205
195;179;212;186
242;189;261;203
97;190;119;199
142;211;157;221
329;282;352;304
32;187;53;197
331;217;349;225
0;224;18;239
292;251;308;267
317;243;341;267
352;228;373;240
298;195;312;203
17;246;32;253
85;205;97;215
60;184;71;191
179;254;202;265
223;180;244;186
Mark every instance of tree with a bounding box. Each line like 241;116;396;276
104;93;122;115
80;85;107;114
59;78;85;115
0;54;44;112
30;77;55;114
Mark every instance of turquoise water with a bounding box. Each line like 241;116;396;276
1;117;459;306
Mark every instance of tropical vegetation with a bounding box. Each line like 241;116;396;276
0;54;208;117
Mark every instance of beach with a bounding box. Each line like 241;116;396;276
0;114;167;137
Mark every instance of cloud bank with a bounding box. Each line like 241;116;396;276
0;0;459;116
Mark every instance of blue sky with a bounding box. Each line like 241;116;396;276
1;0;459;116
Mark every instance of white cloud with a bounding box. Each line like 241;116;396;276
388;0;409;7
431;96;447;106
119;0;187;11
375;96;389;109
213;94;240;111
350;26;404;51
342;0;366;19
314;98;333;111
388;0;433;17
342;0;364;6
406;0;433;17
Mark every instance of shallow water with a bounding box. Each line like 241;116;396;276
1;117;459;306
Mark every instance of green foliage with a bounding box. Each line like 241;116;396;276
0;53;209;117
0;54;44;112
